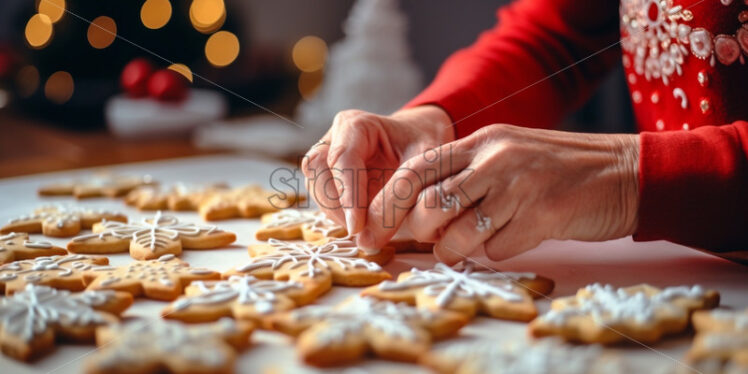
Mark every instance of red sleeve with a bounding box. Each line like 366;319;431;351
404;0;621;139
635;121;748;253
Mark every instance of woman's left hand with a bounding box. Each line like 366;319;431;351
356;124;640;263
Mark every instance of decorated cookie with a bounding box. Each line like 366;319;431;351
1;205;128;237
85;318;253;374
0;232;67;264
0;254;108;295
529;283;720;344
199;185;302;221
255;209;346;242
684;308;748;374
67;211;236;260
0;284;132;361
38;173;155;198
163;275;309;327
125;183;228;211
269;296;468;367
362;262;554;321
225;237;393;301
83;254;220;301
422;337;625;374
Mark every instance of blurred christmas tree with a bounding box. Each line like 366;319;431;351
6;0;246;128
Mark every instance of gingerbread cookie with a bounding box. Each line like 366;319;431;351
362;262;554;321
199;185;302;221
125;183;228;211
68;211;236;260
684;308;748;374
422;338;625;374
2;205;128;237
83;254;220;301
163;275;309;327
85;318;253;374
0;254;109;295
38;172;155;198
0;284;132;361
255;209;346;241
269;296;468;367
529;283;720;344
225;237;393;301
0;232;67;264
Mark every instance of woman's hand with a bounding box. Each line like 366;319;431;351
357;124;640;262
301;106;454;235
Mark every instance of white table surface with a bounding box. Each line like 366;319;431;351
1;155;746;374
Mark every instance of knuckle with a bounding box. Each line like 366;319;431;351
326;144;347;168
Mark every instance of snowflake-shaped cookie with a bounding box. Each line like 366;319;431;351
67;211;236;260
198;185;302;221
227;237;393;300
529;283;720;344
163;275;307;327
83;254;220;301
125;183;228;211
362;262;554;321
0;284;132;361
38;172;155;198
0;254;108;295
686;308;748;374
1;205;128;238
85;318;253;374
0;232;67;265
255;209;346;242
269;296;468;367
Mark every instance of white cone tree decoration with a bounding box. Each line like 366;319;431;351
296;0;422;139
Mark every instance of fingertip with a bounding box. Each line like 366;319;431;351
433;243;463;265
344;209;357;235
357;228;375;251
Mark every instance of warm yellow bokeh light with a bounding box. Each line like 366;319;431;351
168;63;194;83
205;31;239;67
87;16;117;49
38;0;65;23
17;65;40;98
190;0;225;33
141;0;172;30
25;14;54;49
45;71;74;104
292;36;328;73
298;70;324;100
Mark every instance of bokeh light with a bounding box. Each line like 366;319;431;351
17;65;40;98
298;70;324;100
292;36;327;73
168;63;194;83
37;0;66;24
87;16;117;49
140;0;172;30
205;31;239;67
190;0;226;34
44;71;74;104
25;14;54;49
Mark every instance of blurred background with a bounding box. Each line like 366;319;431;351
0;0;634;178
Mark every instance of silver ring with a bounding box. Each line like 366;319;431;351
313;139;329;148
475;208;492;233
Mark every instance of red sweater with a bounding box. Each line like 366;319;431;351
406;0;748;253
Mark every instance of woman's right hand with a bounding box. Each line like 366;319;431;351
301;105;454;237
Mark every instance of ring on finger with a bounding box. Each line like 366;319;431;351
313;139;329;148
475;207;492;233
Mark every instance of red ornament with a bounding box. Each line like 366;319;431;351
147;69;188;102
120;58;154;98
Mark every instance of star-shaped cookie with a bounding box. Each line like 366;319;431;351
0;284;132;361
38;172;155;198
85;318;252;374
362;262;554;321
269;296;468;367
162;275;309;327
125;183;228;211
255;209;346;241
225;237;393;301
83;254;221;300
1;205;128;237
529;283;720;344
686;308;748;374
0;232;67;264
67;211;236;260
0;254;108;295
198;185;302;221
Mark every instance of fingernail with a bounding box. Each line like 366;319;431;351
344;209;356;235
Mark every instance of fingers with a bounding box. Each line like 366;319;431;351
301;132;345;225
358;141;474;251
483;218;544;262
